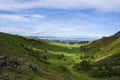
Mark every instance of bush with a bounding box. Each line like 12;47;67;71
59;66;68;72
44;49;47;53
80;60;91;71
57;54;65;59
42;55;48;60
73;60;91;72
90;67;120;78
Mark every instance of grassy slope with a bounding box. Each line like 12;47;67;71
80;31;120;76
0;32;120;80
81;31;120;61
92;38;120;67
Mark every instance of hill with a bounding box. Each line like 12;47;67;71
80;31;120;61
79;31;120;78
0;32;70;80
0;32;120;80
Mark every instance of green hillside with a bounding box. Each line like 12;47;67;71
80;31;120;78
80;31;120;60
0;32;120;80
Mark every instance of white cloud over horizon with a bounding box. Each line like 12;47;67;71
0;14;46;22
0;26;32;35
0;26;111;38
0;0;120;13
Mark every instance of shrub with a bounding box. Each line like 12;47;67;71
44;49;47;53
59;66;68;72
90;67;120;78
80;60;91;71
42;55;48;60
57;54;65;59
73;60;91;71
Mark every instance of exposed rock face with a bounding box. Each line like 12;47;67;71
0;54;39;80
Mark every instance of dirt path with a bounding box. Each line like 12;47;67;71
95;53;112;62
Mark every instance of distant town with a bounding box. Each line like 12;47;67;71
31;36;97;44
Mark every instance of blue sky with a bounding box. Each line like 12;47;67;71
0;0;120;38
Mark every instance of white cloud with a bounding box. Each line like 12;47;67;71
31;14;46;19
0;26;30;35
0;14;46;22
58;28;76;32
87;33;109;37
0;0;120;13
0;14;29;22
32;28;74;37
0;25;112;38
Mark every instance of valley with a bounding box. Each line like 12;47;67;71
0;32;120;80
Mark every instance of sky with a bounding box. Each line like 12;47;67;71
0;0;120;38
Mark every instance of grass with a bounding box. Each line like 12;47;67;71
0;32;120;80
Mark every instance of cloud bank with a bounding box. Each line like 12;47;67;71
0;14;46;22
0;0;120;13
